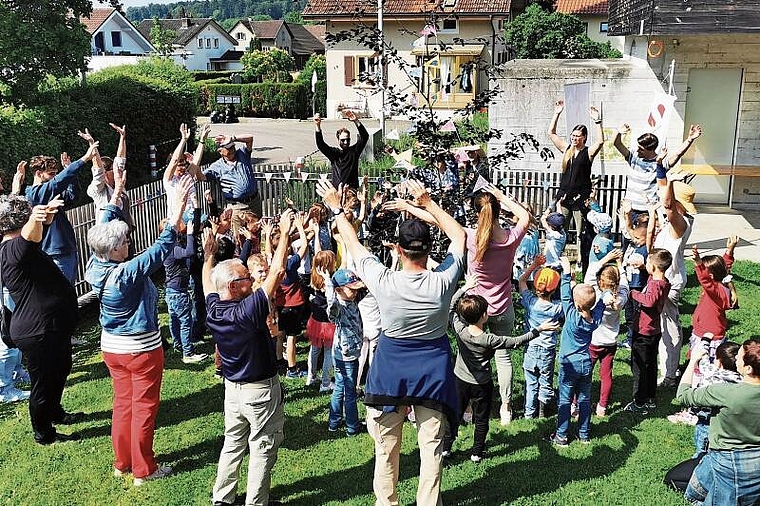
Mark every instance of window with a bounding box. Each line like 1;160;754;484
344;54;385;87
440;18;458;33
205;38;211;48
213;38;219;49
111;31;122;47
197;37;203;48
236;32;246;40
600;22;609;33
417;54;476;98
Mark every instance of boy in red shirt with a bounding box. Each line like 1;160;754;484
624;248;672;414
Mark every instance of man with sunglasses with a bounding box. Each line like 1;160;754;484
314;109;369;189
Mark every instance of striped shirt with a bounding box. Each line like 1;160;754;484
101;329;162;354
203;148;258;201
624;153;669;211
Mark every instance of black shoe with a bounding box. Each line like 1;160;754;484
539;400;556;418
55;411;85;425
37;431;80;445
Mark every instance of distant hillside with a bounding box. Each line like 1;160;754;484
125;0;307;22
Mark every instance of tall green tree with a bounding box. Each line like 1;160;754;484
505;4;622;59
284;11;304;24
0;0;92;104
149;16;177;57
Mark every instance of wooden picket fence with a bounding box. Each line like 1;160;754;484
67;164;627;298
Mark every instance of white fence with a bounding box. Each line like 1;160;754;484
67;164;627;297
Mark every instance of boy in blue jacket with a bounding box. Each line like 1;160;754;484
550;256;607;446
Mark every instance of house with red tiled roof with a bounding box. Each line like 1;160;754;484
137;17;240;71
229;20;325;69
303;0;512;119
554;0;623;52
79;8;154;72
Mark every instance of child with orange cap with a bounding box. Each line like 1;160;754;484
519;254;564;418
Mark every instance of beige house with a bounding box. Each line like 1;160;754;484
229;20;325;69
555;0;624;53
303;0;511;119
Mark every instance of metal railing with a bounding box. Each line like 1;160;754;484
67;164;627;297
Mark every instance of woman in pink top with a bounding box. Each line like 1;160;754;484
466;183;531;424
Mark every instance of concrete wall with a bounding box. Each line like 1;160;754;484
490;34;760;209
324;18;507;120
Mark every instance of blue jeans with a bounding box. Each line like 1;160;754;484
329;358;359;433
51;252;77;285
523;344;556;418
556;358;592;440
0;345;22;388
685;447;760;505
166;288;194;356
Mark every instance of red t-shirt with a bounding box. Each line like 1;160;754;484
631;278;670;336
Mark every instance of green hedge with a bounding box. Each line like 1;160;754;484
192;70;235;81
0;61;197;197
197;82;309;118
311;80;327;117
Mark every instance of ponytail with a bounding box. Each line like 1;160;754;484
473;192;499;263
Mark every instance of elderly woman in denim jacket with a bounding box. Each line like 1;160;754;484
677;338;760;506
85;175;193;486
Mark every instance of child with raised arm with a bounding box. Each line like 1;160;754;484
549;257;606;446
623;248;672;415
445;273;559;461
519;254;564;419
319;267;365;436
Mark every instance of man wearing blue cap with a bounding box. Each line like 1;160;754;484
316;177;465;506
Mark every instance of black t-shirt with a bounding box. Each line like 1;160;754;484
0;236;77;338
315;123;369;189
558;146;592;209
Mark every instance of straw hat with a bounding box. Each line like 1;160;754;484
673;181;698;215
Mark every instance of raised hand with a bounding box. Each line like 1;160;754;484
726;235;739;252
589;106;601;122
406;179;431;208
12;161;26;195
315;180;341;210
482;182;508;203
45;194;65;213
554;100;564;115
618;123;631;136
278;208;294;233
109;123;126;137
198;123;211;141
559;256;572;275
382;198;409;213
174;174;194;209
688;124;703;142
202;228;217;258
528;254;546;270
82;142;100;162
30;205;49;223
692;244;702;264
77;128;96;145
344;109;358;122
180;123;190;141
313;113;322;127
316;266;331;280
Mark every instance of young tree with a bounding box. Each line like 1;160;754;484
506;4;622;59
284;11;304;24
241;48;295;82
0;0;91;104
150;16;177;57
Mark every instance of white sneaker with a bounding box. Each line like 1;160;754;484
182;353;209;364
319;382;335;393
499;404;512;426
0;386;30;403
133;466;172;486
70;336;86;346
13;369;31;385
305;376;317;386
113;467;130;477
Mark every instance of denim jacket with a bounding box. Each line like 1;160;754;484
85;225;176;335
324;279;363;361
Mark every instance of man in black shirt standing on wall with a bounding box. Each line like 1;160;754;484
314;109;369;189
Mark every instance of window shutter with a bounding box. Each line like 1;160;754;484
344;56;355;87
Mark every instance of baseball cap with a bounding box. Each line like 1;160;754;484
534;267;560;294
216;139;235;150
332;269;364;289
546;212;565;230
398;219;431;251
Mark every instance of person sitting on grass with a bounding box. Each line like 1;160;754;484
320;267;365;436
549;256;606;447
519;255;564;419
204;210;292;506
623;248;672;415
444;273;559;461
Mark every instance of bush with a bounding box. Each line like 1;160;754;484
192;70;235;81
0;60;198;196
197;82;309;118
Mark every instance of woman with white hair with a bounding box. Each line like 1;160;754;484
85;175;193;486
0;194;79;444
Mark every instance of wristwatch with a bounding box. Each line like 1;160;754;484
530;328;541;338
331;207;342;216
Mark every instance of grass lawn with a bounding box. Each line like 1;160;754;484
1;261;758;505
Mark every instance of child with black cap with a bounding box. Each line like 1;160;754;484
541;207;567;270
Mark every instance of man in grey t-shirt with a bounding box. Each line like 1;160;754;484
316;179;465;506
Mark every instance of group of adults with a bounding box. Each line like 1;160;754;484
0;102;758;506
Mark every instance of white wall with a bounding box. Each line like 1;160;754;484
93;16;152;55
230;25;254;48
173;24;236;71
86;55;149;72
580;14;624;53
324;18;506;120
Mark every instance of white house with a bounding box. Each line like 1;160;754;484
229;20;325;69
80;8;154;72
137;17;241;71
555;0;624;53
303;0;511;120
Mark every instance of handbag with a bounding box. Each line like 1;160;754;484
663;451;706;492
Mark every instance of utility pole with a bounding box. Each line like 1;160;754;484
378;0;385;137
